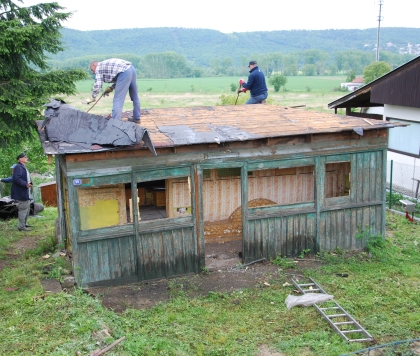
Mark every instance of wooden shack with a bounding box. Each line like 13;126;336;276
39;104;403;287
39;181;57;207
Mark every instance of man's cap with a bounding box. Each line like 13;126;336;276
17;153;27;160
10;164;17;169
248;60;257;67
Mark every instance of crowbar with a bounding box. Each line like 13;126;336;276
234;84;241;105
86;93;104;113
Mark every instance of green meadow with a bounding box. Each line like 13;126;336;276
76;75;347;94
68;76;348;115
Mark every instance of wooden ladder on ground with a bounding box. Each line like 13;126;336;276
290;277;373;343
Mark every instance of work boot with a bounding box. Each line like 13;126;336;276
127;117;141;124
18;227;31;232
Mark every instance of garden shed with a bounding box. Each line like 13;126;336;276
38;104;403;287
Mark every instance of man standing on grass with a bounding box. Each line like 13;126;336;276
12;153;33;232
238;60;268;104
86;58;141;123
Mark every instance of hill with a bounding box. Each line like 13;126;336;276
55;27;420;66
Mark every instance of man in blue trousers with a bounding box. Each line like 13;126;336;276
238;60;268;104
87;58;141;123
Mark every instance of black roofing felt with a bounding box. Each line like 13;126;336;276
39;100;156;156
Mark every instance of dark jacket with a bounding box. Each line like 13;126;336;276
11;163;30;201
242;66;268;97
1;176;13;183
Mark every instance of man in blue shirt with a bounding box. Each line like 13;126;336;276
0;164;16;184
238;60;268;104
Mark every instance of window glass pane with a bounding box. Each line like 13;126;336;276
325;162;351;198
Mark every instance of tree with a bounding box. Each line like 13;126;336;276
0;0;88;146
346;70;356;82
269;74;287;92
301;64;317;76
143;52;192;78
363;61;392;84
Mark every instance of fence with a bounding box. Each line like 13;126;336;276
387;160;420;211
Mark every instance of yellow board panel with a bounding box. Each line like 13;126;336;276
80;199;120;230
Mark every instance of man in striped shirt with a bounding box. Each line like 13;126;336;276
88;58;141;123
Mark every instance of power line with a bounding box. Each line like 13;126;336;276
376;0;384;61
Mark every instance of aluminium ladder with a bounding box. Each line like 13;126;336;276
290;276;373;343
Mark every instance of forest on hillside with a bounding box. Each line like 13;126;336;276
47;27;420;78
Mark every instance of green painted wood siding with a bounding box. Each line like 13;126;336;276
243;150;386;261
77;235;137;286
137;227;196;280
245;213;316;262
76;226;197;286
319;205;383;251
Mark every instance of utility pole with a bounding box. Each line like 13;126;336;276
376;0;384;61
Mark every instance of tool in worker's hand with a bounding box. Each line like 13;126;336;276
235;86;247;105
235;84;241;105
86;93;104;113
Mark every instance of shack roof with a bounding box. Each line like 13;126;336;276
39;104;403;155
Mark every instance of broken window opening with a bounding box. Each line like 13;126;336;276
203;168;243;243
78;182;132;231
248;166;315;206
137;177;192;222
325;162;351;198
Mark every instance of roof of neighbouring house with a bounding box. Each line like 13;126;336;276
329;56;420;110
352;77;364;83
38;102;405;155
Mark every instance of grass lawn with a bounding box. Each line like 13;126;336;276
0;209;419;355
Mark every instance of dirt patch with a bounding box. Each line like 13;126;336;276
11;236;42;253
258;345;285;356
88;240;324;313
89;263;282;313
0;235;44;272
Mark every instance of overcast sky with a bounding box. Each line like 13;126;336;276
21;0;418;33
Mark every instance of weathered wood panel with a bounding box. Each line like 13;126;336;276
137;226;196;280
352;151;384;204
245;213;316;262
65;130;389;178
77;235;137;286
319;205;383;251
